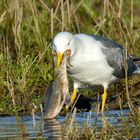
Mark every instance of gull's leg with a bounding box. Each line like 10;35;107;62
60;88;77;116
101;88;108;112
66;88;77;110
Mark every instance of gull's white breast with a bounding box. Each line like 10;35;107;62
68;34;117;87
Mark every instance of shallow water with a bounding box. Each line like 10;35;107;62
0;110;139;139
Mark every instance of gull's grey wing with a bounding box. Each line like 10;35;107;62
91;35;123;49
91;35;137;78
102;46;125;78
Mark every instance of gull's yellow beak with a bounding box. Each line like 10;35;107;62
57;52;63;68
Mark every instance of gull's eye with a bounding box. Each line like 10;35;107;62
52;50;57;56
67;42;70;46
67;38;73;46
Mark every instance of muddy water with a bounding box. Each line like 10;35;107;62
0;110;139;139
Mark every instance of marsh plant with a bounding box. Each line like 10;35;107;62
0;0;140;138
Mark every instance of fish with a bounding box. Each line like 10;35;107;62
44;52;69;119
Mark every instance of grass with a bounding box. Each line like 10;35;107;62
0;0;140;138
61;109;140;140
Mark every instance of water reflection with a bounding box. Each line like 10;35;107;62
0;110;139;139
44;118;68;140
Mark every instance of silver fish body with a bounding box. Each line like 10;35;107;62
44;54;69;119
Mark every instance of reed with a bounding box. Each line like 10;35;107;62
0;1;140;136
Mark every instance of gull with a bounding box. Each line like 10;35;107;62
52;32;140;112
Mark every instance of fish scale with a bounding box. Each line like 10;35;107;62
44;53;69;119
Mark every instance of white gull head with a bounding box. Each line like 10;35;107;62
52;32;76;56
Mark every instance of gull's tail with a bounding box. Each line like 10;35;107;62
131;56;140;62
133;64;140;74
131;56;140;75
